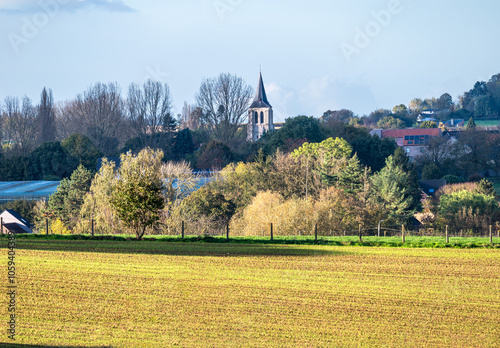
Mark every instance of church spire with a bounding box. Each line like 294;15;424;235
250;72;271;108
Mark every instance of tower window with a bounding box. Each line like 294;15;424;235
254;111;258;124
260;111;264;124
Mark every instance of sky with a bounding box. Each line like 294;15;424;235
1;0;500;122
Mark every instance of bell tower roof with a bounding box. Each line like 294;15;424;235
250;72;272;108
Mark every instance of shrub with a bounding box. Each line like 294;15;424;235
441;175;465;184
51;219;71;235
232;191;318;237
182;187;235;223
230;191;283;236
314;187;359;235
438;190;500;232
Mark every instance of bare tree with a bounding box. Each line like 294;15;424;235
2;96;37;156
179;102;205;131
127;79;175;149
37;87;56;144
195;73;253;145
57;82;126;155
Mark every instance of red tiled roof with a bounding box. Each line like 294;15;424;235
382;128;441;138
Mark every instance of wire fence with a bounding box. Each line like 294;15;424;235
169;221;500;241
24;218;500;242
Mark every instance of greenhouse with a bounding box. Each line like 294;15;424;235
0;181;60;203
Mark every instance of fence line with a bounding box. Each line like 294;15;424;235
35;218;500;241
174;221;499;241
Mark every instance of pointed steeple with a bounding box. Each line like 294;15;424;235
250;72;272;108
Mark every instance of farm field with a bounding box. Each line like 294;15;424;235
3;240;500;347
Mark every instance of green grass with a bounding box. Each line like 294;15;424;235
476;120;500;127
486;178;500;195
5;233;500;249
2;240;499;347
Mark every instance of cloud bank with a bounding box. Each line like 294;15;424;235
0;0;135;14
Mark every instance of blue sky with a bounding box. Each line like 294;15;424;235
1;0;500;122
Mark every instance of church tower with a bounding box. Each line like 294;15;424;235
247;72;274;142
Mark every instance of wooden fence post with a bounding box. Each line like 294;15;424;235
490;225;493;244
359;225;362;243
0;217;3;234
46;218;49;235
226;223;229;241
446;225;449;244
181;221;185;239
315;224;318;243
270;223;274;241
402;225;405;244
91;219;94;237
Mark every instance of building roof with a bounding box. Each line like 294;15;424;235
250;72;272;109
419;179;447;196
3;223;30;234
381;128;441;138
0;209;33;234
0;181;60;203
442;119;464;127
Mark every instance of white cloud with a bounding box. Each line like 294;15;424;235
0;0;135;14
265;82;301;122
300;76;377;116
265;76;377;121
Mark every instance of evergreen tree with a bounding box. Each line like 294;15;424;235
392;147;422;211
61;134;102;172
26;141;75;180
172;128;196;161
371;155;415;224
466;117;476;129
47;165;93;229
476;179;495;196
320;154;366;195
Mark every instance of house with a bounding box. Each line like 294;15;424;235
0;209;33;234
441;119;465;128
419;109;449;116
370;128;442;161
419;179;447;197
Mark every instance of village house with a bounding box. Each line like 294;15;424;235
370;128;442;161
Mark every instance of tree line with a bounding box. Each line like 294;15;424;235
23;141;498;239
2;72;499;178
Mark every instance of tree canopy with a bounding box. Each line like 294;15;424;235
110;148;165;239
